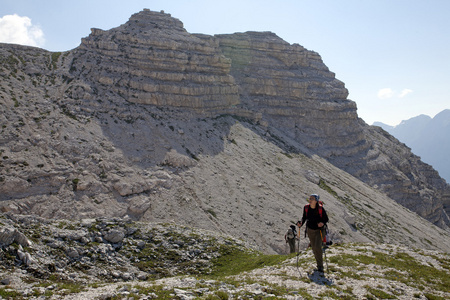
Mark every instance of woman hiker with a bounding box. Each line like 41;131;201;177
297;194;329;273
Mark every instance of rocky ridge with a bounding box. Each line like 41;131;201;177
0;8;449;256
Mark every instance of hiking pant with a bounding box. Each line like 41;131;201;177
307;227;325;270
287;238;296;254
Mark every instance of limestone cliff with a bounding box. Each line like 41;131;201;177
0;9;449;254
73;10;239;111
208;31;449;228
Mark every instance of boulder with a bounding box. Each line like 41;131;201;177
0;227;32;247
103;229;125;243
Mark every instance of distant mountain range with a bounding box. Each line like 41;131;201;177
374;109;450;183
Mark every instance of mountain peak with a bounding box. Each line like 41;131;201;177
433;109;450;126
127;8;185;31
397;114;431;128
377;109;450;183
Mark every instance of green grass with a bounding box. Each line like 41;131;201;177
318;178;338;198
132;284;182;299
365;286;397;299
46;275;86;295
208;246;292;278
0;288;22;299
51;52;62;69
330;250;450;294
295;288;314;300
3;216;449;300
318;289;341;299
423;293;447;300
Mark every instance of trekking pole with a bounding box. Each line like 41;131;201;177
296;223;302;277
320;228;328;273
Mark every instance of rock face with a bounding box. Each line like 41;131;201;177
0;9;449;254
213;31;364;157
359;125;449;226
73;9;239;112
210;31;449;228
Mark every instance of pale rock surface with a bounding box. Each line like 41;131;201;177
0;226;32;247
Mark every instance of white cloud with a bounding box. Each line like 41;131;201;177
377;88;394;99
377;88;413;99
398;88;413;98
0;14;45;47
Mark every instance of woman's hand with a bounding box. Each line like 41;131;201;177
318;222;324;228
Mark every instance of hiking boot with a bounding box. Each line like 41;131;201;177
313;267;324;273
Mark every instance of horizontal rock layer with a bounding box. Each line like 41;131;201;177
74;9;239;110
212;32;366;155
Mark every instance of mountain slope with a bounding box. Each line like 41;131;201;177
0;9;449;255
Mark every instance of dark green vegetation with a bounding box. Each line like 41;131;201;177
208;247;290;277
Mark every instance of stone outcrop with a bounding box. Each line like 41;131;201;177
0;226;32;248
73;9;239;112
0;8;449;256
210;31;367;155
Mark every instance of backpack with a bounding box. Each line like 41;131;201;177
304;200;323;218
286;227;296;239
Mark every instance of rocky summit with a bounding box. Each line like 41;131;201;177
0;8;449;260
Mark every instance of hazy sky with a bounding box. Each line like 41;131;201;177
1;0;449;126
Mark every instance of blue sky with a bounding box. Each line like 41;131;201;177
1;0;449;126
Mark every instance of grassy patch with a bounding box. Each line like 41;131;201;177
127;227;239;278
51;52;62;69
423;293;447;300
208;246;290;278
0;288;22;299
295;288;314;300
318;178;338;198
56;282;85;295
366;286;397;299
318;289;341;299
331;250;450;293
132;284;179;299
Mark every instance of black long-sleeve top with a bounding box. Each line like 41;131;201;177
300;204;329;230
